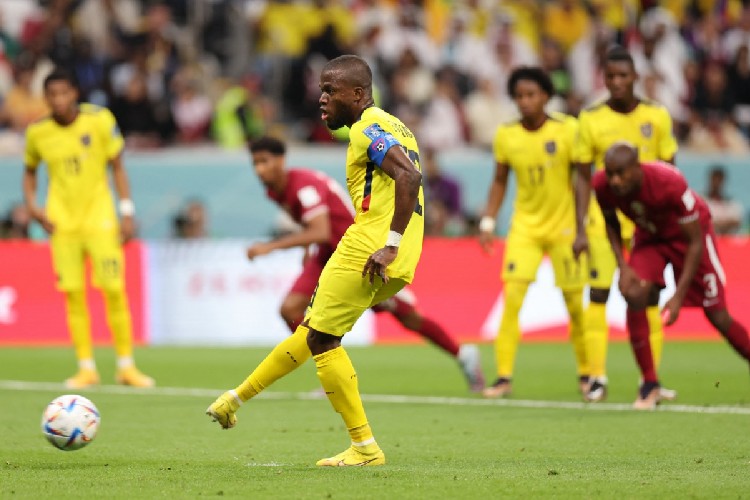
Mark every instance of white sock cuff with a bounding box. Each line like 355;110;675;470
229;389;243;406
116;357;134;369
79;359;96;370
352;437;376;447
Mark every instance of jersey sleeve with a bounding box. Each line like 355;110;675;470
564;116;580;163
351;121;402;168
492;126;507;164
665;175;699;224
296;180;330;223
655;107;678;162
574;111;595;164
98;107;125;160
23;126;41;169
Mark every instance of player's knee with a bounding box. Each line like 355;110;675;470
279;300;305;326
589;288;610;304
64;290;87;313
103;289;128;310
622;287;649;310
306;328;340;355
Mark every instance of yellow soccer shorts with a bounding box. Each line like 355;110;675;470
305;255;407;337
50;232;125;292
502;231;586;291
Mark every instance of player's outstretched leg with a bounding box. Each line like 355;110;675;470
104;289;155;388
206;324;311;429
63;290;100;389
705;309;750;363
382;294;485;392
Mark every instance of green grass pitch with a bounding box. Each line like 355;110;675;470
1;341;749;498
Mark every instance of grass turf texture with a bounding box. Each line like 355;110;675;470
1;342;749;498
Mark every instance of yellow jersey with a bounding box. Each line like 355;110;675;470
493;113;578;241
337;107;424;282
24;104;125;236
576;99;678;236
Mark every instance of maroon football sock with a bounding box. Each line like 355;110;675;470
720;320;750;361
627;308;658;383
416;317;460;357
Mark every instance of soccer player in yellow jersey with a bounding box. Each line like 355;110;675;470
573;47;678;402
22;69;154;389
207;55;424;467
479;67;589;398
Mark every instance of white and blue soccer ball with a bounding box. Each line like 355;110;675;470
41;395;100;451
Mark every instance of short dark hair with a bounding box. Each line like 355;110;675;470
324;55;373;93
43;68;77;90
507;66;554;98
604;46;635;69
249;136;286;156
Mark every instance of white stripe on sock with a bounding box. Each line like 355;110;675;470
229;389;243;406
352;437;376;447
79;359;96;370
116;357;134;369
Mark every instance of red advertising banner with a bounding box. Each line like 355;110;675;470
0;240;146;345
374;237;750;343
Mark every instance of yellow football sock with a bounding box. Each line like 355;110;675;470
64;291;93;362
314;346;377;450
563;289;588;377
584;302;608;379
646;306;664;368
235;324;311;402
103;289;134;359
495;281;529;378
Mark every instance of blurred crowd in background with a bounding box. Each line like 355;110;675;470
0;0;748;238
0;0;749;152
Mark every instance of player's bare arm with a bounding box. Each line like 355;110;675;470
603;207;638;296
110;154;136;244
572;162;592;259
478;162;509;255
22;167;54;234
362;145;421;284
662;218;704;326
247;212;331;260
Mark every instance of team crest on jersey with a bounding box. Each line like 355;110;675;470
545;141;556;154
640;123;652;138
81;134;91;146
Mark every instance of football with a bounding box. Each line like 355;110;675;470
41;395;100;451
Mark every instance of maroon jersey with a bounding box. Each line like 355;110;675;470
593;161;713;244
267;168;355;252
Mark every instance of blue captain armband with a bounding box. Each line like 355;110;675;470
363;123;400;167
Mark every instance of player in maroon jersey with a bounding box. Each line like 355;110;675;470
594;143;750;409
244;136;484;392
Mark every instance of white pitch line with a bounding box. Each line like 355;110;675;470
1;379;749;416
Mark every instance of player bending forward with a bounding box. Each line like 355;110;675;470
595;143;750;410
245;136;483;391
207;55;424;466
